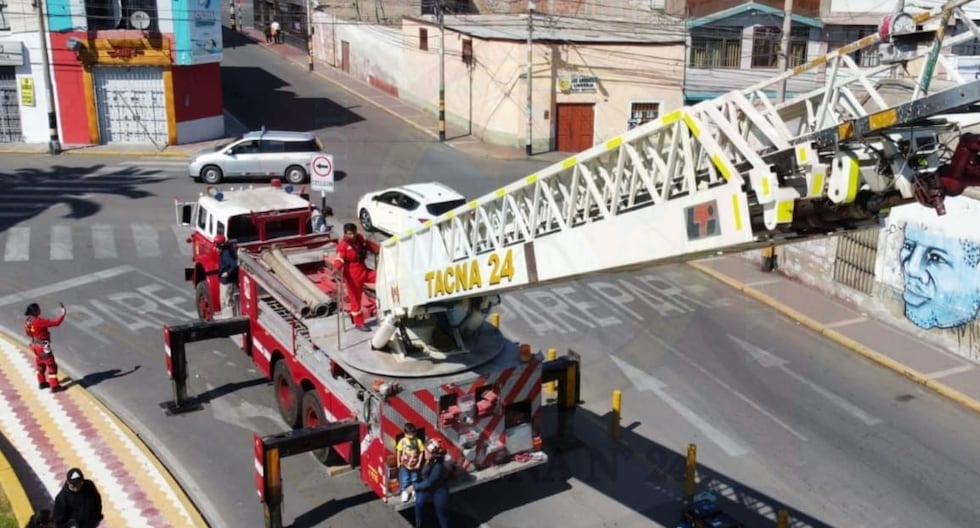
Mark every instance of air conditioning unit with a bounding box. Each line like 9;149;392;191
122;0;159;32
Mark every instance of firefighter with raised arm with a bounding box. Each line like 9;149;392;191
24;302;67;392
329;223;379;332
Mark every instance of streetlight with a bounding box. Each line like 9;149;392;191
35;0;61;155
438;1;446;142
307;0;315;71
526;1;534;156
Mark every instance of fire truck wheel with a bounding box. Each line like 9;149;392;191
301;391;343;466
285;165;307;184
195;282;214;321
274;360;302;429
201;165;223;184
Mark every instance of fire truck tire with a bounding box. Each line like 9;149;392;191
285;165;307;184
201;165;223;184
301;391;342;466
195;281;214;321
273;360;302;429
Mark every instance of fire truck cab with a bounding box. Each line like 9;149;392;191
174;182;330;320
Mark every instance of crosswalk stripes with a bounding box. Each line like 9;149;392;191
50;225;72;261
0;224;192;263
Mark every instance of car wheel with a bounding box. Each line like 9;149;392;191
195;281;213;321
201;165;223;184
359;208;374;232
285;165;306;184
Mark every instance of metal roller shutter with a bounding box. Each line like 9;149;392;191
93;66;168;145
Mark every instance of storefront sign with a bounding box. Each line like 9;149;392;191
20;77;35;107
174;0;224;65
0;41;24;66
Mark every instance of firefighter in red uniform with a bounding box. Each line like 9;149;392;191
330;223;379;331
24;302;67;391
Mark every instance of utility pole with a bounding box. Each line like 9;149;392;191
526;1;534;156
438;1;446;142
775;0;794;103
306;0;315;71
36;0;61;155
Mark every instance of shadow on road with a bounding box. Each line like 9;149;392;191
0;165;167;232
195;376;270;403
292;490;379;527
398;404;834;528
72;365;142;390
222;65;366;132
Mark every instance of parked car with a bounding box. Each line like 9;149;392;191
356;182;466;236
188;130;325;184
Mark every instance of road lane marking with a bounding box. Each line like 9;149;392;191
92;224;118;259
50;225;72;261
0;265;134;306
172;225;191;256
3;227;30;262
611;355;749;457
132;224;161;258
731;334;883;426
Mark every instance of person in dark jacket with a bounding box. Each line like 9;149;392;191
410;438;451;528
216;234;239;317
53;468;103;528
25;508;54;528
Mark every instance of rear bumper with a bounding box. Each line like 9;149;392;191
386;451;548;511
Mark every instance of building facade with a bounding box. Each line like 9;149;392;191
45;0;225;145
0;0;58;143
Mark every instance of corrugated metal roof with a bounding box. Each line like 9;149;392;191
417;14;685;44
202;187;312;219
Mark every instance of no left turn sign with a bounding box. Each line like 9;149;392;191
310;154;335;193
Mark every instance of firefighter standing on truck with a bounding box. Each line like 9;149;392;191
330;223;379;331
24;302;66;392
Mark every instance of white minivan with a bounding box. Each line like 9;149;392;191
188;129;325;184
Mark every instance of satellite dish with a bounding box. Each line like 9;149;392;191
131;11;151;30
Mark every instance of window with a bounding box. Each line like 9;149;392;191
260;140;285;153
228;215;259;243
462;39;473;64
689;28;742;68
752;27;780;68
827;26;879;67
216;221;226;236
0;1;9;31
789;27;809;67
231;140;259;154
378;191;402;206
284;139;319;152
628;102;661;129
196;209;208;231
85;0;116;30
398;194;420;211
426;199;465;216
419;28;428;51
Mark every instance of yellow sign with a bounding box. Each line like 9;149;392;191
425;248;516;299
19;77;34;107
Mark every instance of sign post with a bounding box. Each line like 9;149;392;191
310;154;335;211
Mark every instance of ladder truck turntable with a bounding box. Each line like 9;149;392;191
166;0;980;520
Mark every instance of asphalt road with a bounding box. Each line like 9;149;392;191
1;29;980;528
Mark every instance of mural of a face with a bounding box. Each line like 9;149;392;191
900;222;980;329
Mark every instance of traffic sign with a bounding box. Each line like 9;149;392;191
310;154;334;193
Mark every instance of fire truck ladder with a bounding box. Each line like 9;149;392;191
376;0;980;320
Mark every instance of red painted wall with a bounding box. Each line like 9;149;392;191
49;31;91;144
172;63;223;123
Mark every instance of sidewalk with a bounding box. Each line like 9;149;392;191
690;256;980;415
0;331;206;527
235;26;568;163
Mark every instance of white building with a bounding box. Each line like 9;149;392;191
0;0;56;143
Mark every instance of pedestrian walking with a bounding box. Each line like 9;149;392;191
329;223;379;331
216;235;239;317
265;24;273;43
53;468;103;528
23;302;66;391
410;439;451;528
397;422;425;502
271;20;281;44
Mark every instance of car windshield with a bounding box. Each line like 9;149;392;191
426;198;466;216
214;136;242;151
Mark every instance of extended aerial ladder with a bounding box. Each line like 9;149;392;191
372;0;980;335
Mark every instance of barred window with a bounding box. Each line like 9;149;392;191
689;27;742;69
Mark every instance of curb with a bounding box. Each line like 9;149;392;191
64;149;190;159
0;440;33;526
0;330;209;528
688;260;980;416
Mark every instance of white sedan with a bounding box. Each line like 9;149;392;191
356;182;466;236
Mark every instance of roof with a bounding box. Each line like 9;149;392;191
687;2;823;29
409;14;685;44
241;130;317;141
201;187;312;218
396;182;465;202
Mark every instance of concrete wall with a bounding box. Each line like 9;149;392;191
752;195;980;364
311;11;402;95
